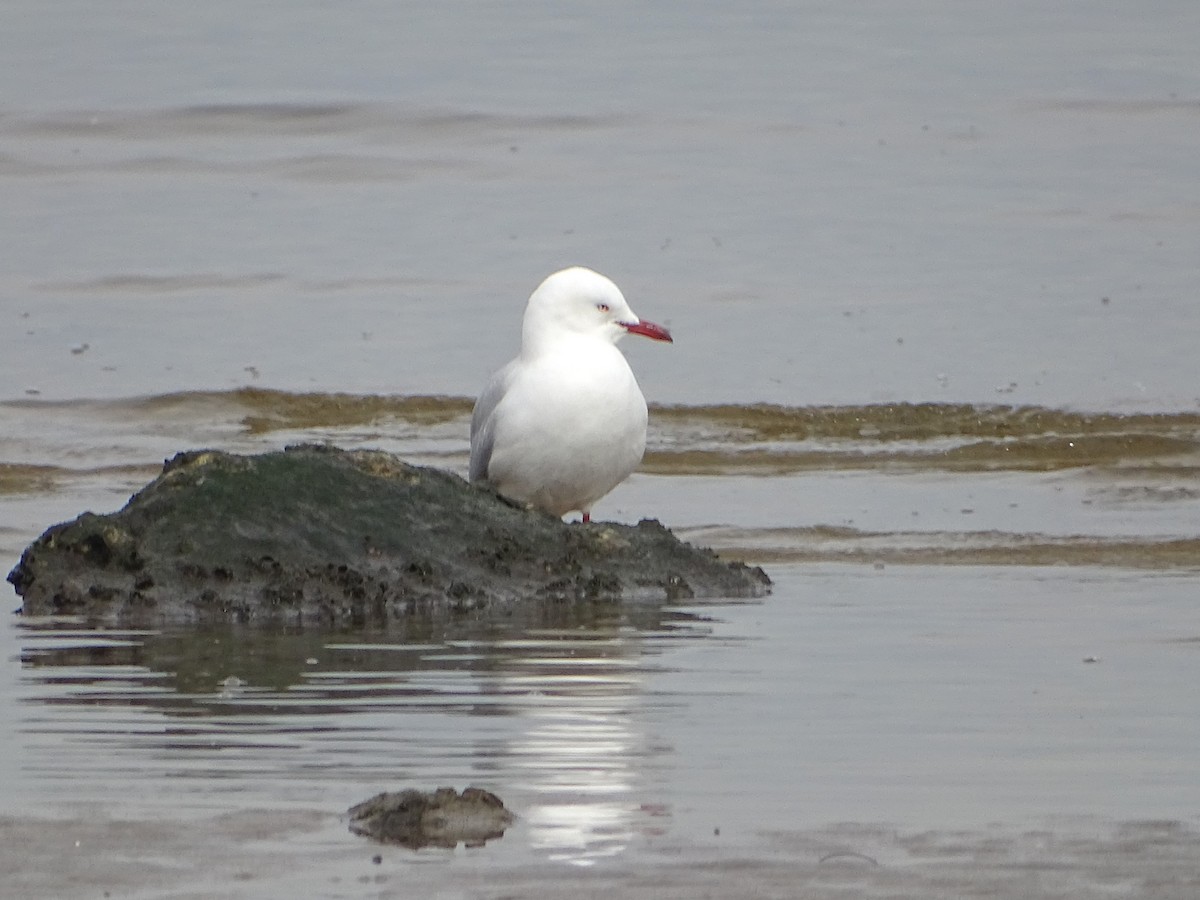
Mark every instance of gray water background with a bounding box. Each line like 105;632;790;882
4;1;1199;408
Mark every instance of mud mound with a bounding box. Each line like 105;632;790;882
9;445;770;625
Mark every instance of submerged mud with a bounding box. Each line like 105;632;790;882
7;445;769;625
6;390;1199;475
645;402;1200;474
683;525;1200;569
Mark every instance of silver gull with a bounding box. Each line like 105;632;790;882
469;267;673;522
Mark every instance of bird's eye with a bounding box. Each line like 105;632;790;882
596;303;610;313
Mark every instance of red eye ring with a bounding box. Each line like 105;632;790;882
596;303;610;312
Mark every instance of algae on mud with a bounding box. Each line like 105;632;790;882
7;444;769;625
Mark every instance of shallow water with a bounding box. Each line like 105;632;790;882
3;1;1200;896
4;563;1200;896
8;565;1200;838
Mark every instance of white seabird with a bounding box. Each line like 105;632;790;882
469;267;673;522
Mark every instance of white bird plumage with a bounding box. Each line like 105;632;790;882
469;267;673;522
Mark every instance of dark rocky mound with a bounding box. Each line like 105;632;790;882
8;445;770;625
348;787;514;849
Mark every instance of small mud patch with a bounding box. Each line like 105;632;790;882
348;787;514;849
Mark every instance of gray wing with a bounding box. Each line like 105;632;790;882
469;360;516;484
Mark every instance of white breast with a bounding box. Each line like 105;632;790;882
482;340;648;517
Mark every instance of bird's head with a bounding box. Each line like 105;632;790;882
522;266;672;355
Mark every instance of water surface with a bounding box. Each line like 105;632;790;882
4;3;1199;409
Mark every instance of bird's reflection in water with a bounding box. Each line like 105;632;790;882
498;631;646;864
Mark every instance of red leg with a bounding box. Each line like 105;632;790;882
582;512;591;524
